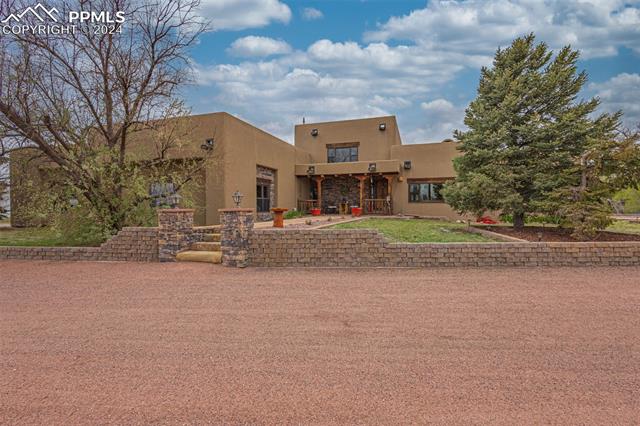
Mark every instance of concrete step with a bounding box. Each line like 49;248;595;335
202;233;221;242
176;250;222;264
191;242;221;252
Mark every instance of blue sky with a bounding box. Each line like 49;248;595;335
185;0;640;143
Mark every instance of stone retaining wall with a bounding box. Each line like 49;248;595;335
249;229;640;267
0;227;158;262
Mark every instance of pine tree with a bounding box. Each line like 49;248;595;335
443;33;625;232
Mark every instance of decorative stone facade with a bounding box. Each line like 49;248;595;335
219;208;254;267
256;165;276;221
249;229;640;267
319;175;389;211
0;227;158;262
157;209;196;262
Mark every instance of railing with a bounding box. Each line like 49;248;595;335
364;199;392;215
297;199;318;213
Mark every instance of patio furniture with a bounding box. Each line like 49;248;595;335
271;207;288;228
339;202;349;215
297;199;318;213
327;205;338;214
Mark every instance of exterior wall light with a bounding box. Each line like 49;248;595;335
232;190;243;207
307;166;315;176
368;163;377;172
403;160;412;170
200;138;214;151
311;129;319;137
379;123;386;131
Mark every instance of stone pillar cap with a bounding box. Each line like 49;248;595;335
218;208;254;213
158;208;195;213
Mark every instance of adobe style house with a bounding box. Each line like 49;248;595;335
10;112;461;226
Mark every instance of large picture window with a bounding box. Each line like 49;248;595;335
408;181;444;203
257;183;270;212
327;145;358;163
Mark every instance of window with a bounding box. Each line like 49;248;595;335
408;181;444;203
327;145;358;163
257;183;270;212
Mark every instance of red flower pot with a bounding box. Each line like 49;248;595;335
351;207;362;217
310;208;321;216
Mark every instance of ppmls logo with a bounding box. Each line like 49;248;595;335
2;3;60;23
2;2;125;35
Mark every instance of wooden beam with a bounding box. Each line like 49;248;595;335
314;176;324;212
355;175;367;209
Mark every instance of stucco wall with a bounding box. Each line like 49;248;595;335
221;114;299;220
390;140;461;218
295;116;400;163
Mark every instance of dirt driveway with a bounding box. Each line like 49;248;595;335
1;261;639;424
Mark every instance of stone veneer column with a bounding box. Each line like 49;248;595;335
157;209;195;262
219;208;254;267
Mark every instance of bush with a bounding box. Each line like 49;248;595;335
53;204;108;246
284;209;305;220
499;213;562;225
614;188;640;213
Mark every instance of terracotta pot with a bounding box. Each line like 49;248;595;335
270;207;288;228
310;208;321;216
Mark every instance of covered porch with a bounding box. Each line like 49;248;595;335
297;173;396;215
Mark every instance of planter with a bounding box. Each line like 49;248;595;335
310;208;321;216
351;207;362;217
270;207;288;228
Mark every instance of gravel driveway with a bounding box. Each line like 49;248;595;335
1;261;639;424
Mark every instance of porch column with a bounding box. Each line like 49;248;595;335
384;175;394;214
314;176;324;211
356;175;367;209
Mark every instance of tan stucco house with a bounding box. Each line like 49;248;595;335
10;112;461;226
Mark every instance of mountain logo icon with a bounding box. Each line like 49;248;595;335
2;3;60;23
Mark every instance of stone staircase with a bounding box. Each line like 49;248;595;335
176;231;222;264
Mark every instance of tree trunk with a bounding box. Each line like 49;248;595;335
513;212;525;229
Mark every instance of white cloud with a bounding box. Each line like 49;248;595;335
191;1;640;143
589;73;640;129
412;99;466;142
228;36;292;57
199;0;291;31
365;0;640;59
302;7;323;20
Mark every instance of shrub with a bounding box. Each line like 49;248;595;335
284;209;305;220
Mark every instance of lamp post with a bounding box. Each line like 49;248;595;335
232;191;243;207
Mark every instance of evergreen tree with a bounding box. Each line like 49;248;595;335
443;33;628;234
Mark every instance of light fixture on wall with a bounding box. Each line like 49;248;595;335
200;138;214;151
307;166;315;176
311;128;319;137
403;160;412;170
379;123;386;131
368;163;377;172
232;190;243;207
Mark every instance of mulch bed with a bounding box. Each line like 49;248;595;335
475;225;640;242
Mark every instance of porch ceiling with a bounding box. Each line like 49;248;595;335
295;160;400;176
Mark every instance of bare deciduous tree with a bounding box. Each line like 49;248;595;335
0;0;210;232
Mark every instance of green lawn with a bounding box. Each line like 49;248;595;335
607;220;640;235
330;218;500;243
0;227;103;247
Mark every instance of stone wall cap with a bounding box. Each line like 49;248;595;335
219;208;254;213
158;208;196;213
